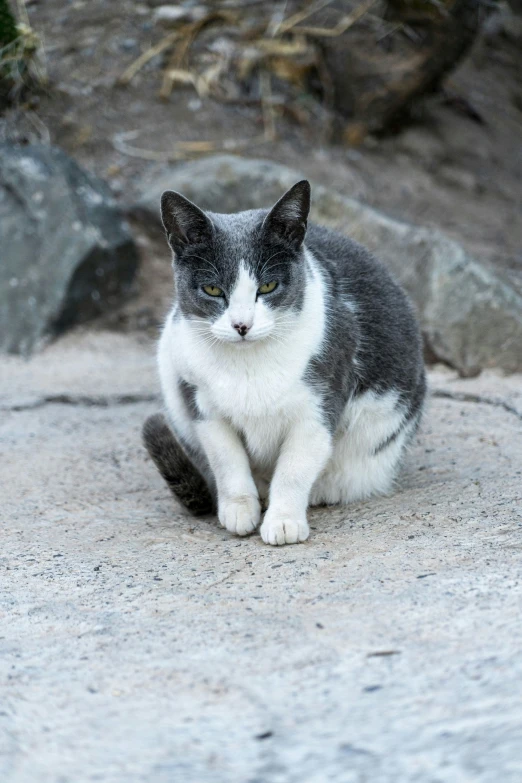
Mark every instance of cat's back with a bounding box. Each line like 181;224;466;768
306;222;406;305
306;221;424;396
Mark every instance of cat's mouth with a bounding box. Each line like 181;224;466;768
211;329;274;345
224;334;270;344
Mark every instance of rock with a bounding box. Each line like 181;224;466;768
120;38;138;51
134;155;522;376
153;4;208;24
0;144;139;355
304;0;482;139
437;164;481;193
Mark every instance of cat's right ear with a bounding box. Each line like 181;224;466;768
263;180;311;250
160;191;213;254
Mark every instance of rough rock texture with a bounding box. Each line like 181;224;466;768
0;144;139;355
135;155;522;376
1;331;522;782
311;0;482;140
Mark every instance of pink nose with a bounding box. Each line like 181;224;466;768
233;323;250;337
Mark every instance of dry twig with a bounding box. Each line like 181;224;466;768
276;0;337;35
159;10;238;99
113;129;270;162
289;0;377;37
117;30;181;86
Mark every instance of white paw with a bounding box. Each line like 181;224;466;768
218;495;261;537
260;513;309;546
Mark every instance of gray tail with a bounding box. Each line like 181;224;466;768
142;413;214;516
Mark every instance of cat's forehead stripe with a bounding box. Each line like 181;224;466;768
229;262;257;308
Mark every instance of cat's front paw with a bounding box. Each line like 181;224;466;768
218;495;261;537
260;512;309;546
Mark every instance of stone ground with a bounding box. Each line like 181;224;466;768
1;331;522;783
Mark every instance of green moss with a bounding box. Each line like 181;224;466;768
0;0;18;48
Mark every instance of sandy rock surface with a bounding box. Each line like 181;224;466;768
1;332;521;782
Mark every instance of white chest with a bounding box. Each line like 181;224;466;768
162;251;327;469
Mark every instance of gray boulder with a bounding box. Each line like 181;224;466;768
0;144;139;355
135;155;522;376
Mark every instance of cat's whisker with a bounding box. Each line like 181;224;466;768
188;253;220;273
257;251;288;278
257;261;289;278
189;324;221;348
258;248;286;267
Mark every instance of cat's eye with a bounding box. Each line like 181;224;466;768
203;285;223;297
258;281;278;295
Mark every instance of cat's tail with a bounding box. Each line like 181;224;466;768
142;413;214;516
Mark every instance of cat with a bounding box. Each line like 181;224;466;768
143;180;426;546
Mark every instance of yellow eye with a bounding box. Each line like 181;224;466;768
258;281;278;295
203;285;223;297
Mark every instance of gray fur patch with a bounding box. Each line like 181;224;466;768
179;379;200;420
303;226;426;434
372;403;423;456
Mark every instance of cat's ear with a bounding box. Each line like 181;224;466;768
161;190;213;253
263;180;311;249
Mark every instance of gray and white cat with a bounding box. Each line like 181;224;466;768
143;180;426;546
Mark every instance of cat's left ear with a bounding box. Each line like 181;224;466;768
263;180;311;250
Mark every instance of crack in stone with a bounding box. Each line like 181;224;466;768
432;389;522;421
1;393;158;412
3;388;521;422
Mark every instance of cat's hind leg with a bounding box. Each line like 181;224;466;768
310;389;421;506
310;429;408;505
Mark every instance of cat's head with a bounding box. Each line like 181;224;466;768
160;181;311;344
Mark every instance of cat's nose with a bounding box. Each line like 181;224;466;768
233;322;250;337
